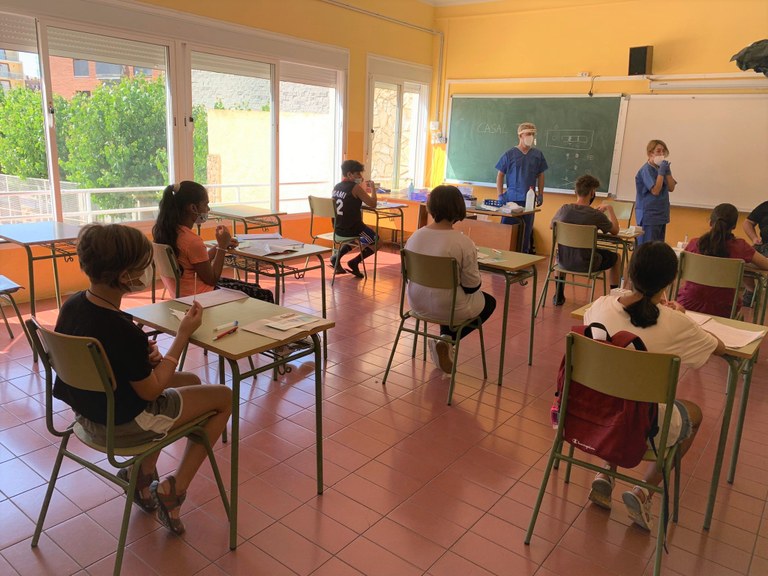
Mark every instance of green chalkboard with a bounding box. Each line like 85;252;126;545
445;96;623;192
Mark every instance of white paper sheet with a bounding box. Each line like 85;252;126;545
175;288;248;308
700;321;765;349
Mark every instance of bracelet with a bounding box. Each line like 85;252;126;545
162;355;179;367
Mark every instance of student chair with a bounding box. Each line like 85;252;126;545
25;318;230;576
381;249;487;405
0;275;30;347
673;250;745;319
536;221;607;316
308;195;367;285
525;332;682;576
602;198;635;228
151;242;182;302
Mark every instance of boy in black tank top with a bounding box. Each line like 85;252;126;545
329;160;378;278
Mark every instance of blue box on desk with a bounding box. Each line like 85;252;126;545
408;189;428;202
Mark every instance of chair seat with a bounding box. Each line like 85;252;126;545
553;263;604;277
73;411;215;456
0;275;22;294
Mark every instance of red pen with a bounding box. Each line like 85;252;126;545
213;325;238;341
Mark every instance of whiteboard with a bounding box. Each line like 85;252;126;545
616;95;768;212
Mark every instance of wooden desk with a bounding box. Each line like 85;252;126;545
570;301;766;530
221;241;331;357
478;248;546;383
128;298;334;550
597;228;643;285
467;207;540;252
0;222;82;317
209;204;286;236
363;202;407;281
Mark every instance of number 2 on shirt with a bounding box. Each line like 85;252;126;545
335;198;344;216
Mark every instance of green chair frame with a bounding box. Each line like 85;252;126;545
536;221;607;316
25;318;230;576
308;195;367;285
0;275;30;347
525;332;682;576
382;249;487;405
673;250;745;319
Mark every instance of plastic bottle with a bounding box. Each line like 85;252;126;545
408;180;415;199
525;186;535;211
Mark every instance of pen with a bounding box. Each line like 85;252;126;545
193;272;197;302
214;320;238;332
492;249;502;254
213;325;238;341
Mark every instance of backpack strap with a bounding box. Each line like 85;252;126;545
609;330;647;351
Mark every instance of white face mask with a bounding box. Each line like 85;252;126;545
652;155;666;166
124;266;152;292
523;135;535;147
353;178;363;185
193;207;209;225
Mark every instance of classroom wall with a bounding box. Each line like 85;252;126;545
431;0;768;254
138;0;436;162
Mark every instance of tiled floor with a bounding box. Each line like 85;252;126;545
2;248;768;575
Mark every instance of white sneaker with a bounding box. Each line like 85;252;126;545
622;488;653;531
588;473;614;510
428;339;453;374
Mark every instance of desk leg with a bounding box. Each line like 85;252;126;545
22;246;38;362
317;254;328;360
497;273;513;386
270;263;281;306
704;355;742;530
528;266;537;366
757;276;767;326
728;355;757;483
227;359;242;550
49;245;63;309
312;333;324;494
373;212;380;282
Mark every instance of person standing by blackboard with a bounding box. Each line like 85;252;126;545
635;140;676;245
495;122;548;254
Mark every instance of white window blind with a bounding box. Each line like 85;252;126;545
280;62;338;88
0;11;37;52
191;51;270;80
47;26;166;71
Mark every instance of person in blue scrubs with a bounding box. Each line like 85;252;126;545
635;139;677;245
495;122;548;254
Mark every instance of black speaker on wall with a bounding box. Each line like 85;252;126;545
629;46;653;75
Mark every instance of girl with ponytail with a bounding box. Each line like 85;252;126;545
583;241;724;532
677;203;768;317
152;181;273;302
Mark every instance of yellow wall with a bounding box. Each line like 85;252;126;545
431;0;768;254
138;0;436;162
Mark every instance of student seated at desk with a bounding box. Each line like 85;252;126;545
550;175;621;306
677;203;768;317
152;181;273;301
54;224;232;535
405;185;497;374
584;242;725;531
330;159;378;278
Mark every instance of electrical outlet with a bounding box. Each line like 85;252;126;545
578;71;590;77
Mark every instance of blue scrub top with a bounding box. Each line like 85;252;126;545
635;162;671;226
495;147;548;204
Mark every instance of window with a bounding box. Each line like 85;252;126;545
133;66;152;77
190;51;274;209
0;13;51;223
94;61;123;79
0;49;6;59
369;80;428;191
367;56;430;192
47;27;170;223
278;62;342;213
0;63;9;76
72;59;88;76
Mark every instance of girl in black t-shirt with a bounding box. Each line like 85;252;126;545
55;224;232;535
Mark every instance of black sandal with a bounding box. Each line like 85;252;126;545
117;465;158;513
150;475;187;535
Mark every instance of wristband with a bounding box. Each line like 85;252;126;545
162;355;179;368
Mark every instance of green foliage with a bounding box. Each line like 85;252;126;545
192;103;209;184
0;87;48;178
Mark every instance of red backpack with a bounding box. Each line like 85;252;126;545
551;323;659;468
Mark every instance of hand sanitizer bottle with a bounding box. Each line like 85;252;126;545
525;186;535;211
407;180;415;199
